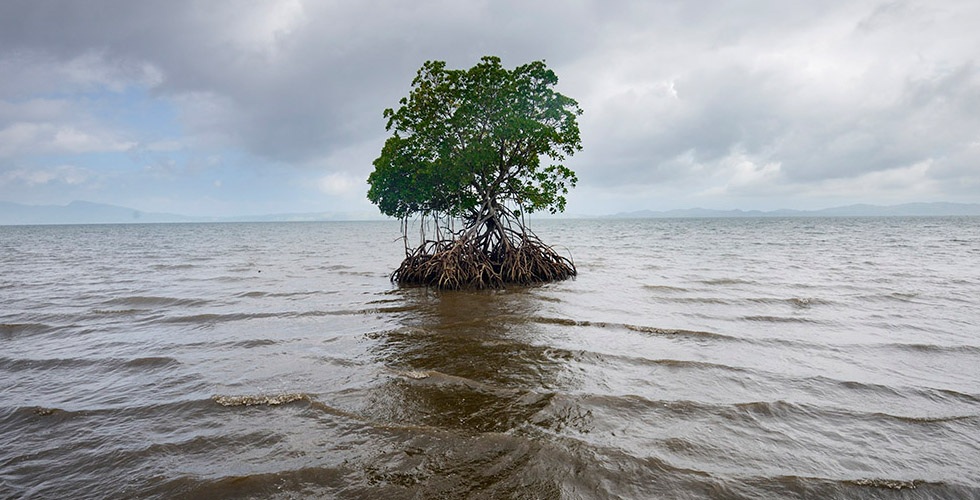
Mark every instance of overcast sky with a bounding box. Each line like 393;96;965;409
1;0;978;216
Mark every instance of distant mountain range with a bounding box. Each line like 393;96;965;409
1;200;978;225
608;202;980;218
0;200;387;225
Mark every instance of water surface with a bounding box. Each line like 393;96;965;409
2;218;979;499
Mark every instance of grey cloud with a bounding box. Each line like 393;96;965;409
0;0;600;164
772;62;980;183
572;0;980;196
1;0;978;211
577;64;787;186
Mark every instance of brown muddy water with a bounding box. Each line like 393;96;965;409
1;218;979;499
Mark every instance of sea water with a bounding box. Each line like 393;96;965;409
1;217;978;499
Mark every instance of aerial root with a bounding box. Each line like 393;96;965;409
392;234;575;289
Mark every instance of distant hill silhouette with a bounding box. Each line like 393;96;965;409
0;201;200;225
2;200;979;225
609;202;980;218
0;200;387;225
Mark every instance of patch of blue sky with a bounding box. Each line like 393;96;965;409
89;86;182;139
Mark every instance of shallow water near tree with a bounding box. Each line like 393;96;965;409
2;217;979;499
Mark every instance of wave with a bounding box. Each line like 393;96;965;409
236;290;333;299
132;449;967;500
0;355;179;372
0;322;58;336
91;308;151;315
365;297;406;305
869;412;979;424
537;393;980;432
211;394;310;407
15;390;976;439
30;406;68;417
642;285;689;292
150;263;195;270
844;478;929;490
336;270;381;277
745;297;833;307
208;390;473;433
628;356;751;372
160;306;419;325
139;466;352;500
101;296;210;308
873;342;980;355
654;296;734;305
644;295;835;308
177;339;281;350
236;338;279;348
124;356;180;368
737;474;957;497
699;278;757;285
835;378;980;404
727;399;910;423
160;312;280;324
740;315;820;324
546;347;753;374
529;316;737;341
389;369;525;397
6;390;977;500
0;398;222;428
854;291;924;303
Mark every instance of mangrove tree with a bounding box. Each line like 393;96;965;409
367;56;582;288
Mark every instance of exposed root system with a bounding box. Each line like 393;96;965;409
393;207;575;289
393;233;575;289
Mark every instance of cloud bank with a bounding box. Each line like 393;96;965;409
1;0;977;215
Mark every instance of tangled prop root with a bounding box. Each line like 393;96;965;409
392;233;575;289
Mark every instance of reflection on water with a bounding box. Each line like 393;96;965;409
346;288;573;497
374;287;569;385
1;218;979;499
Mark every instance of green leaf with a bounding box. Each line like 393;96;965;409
367;56;582;219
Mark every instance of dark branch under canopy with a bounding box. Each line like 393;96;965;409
367;56;583;289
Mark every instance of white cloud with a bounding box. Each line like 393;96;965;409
143;140;183;152
0;49;162;97
1;165;94;186
220;0;306;57
809;160;941;200
700;153;784;197
317;172;360;197
0;98;72;122
61;50;163;91
0;122;135;157
308;137;384;197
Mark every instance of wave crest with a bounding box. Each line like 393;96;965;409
211;394;310;407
